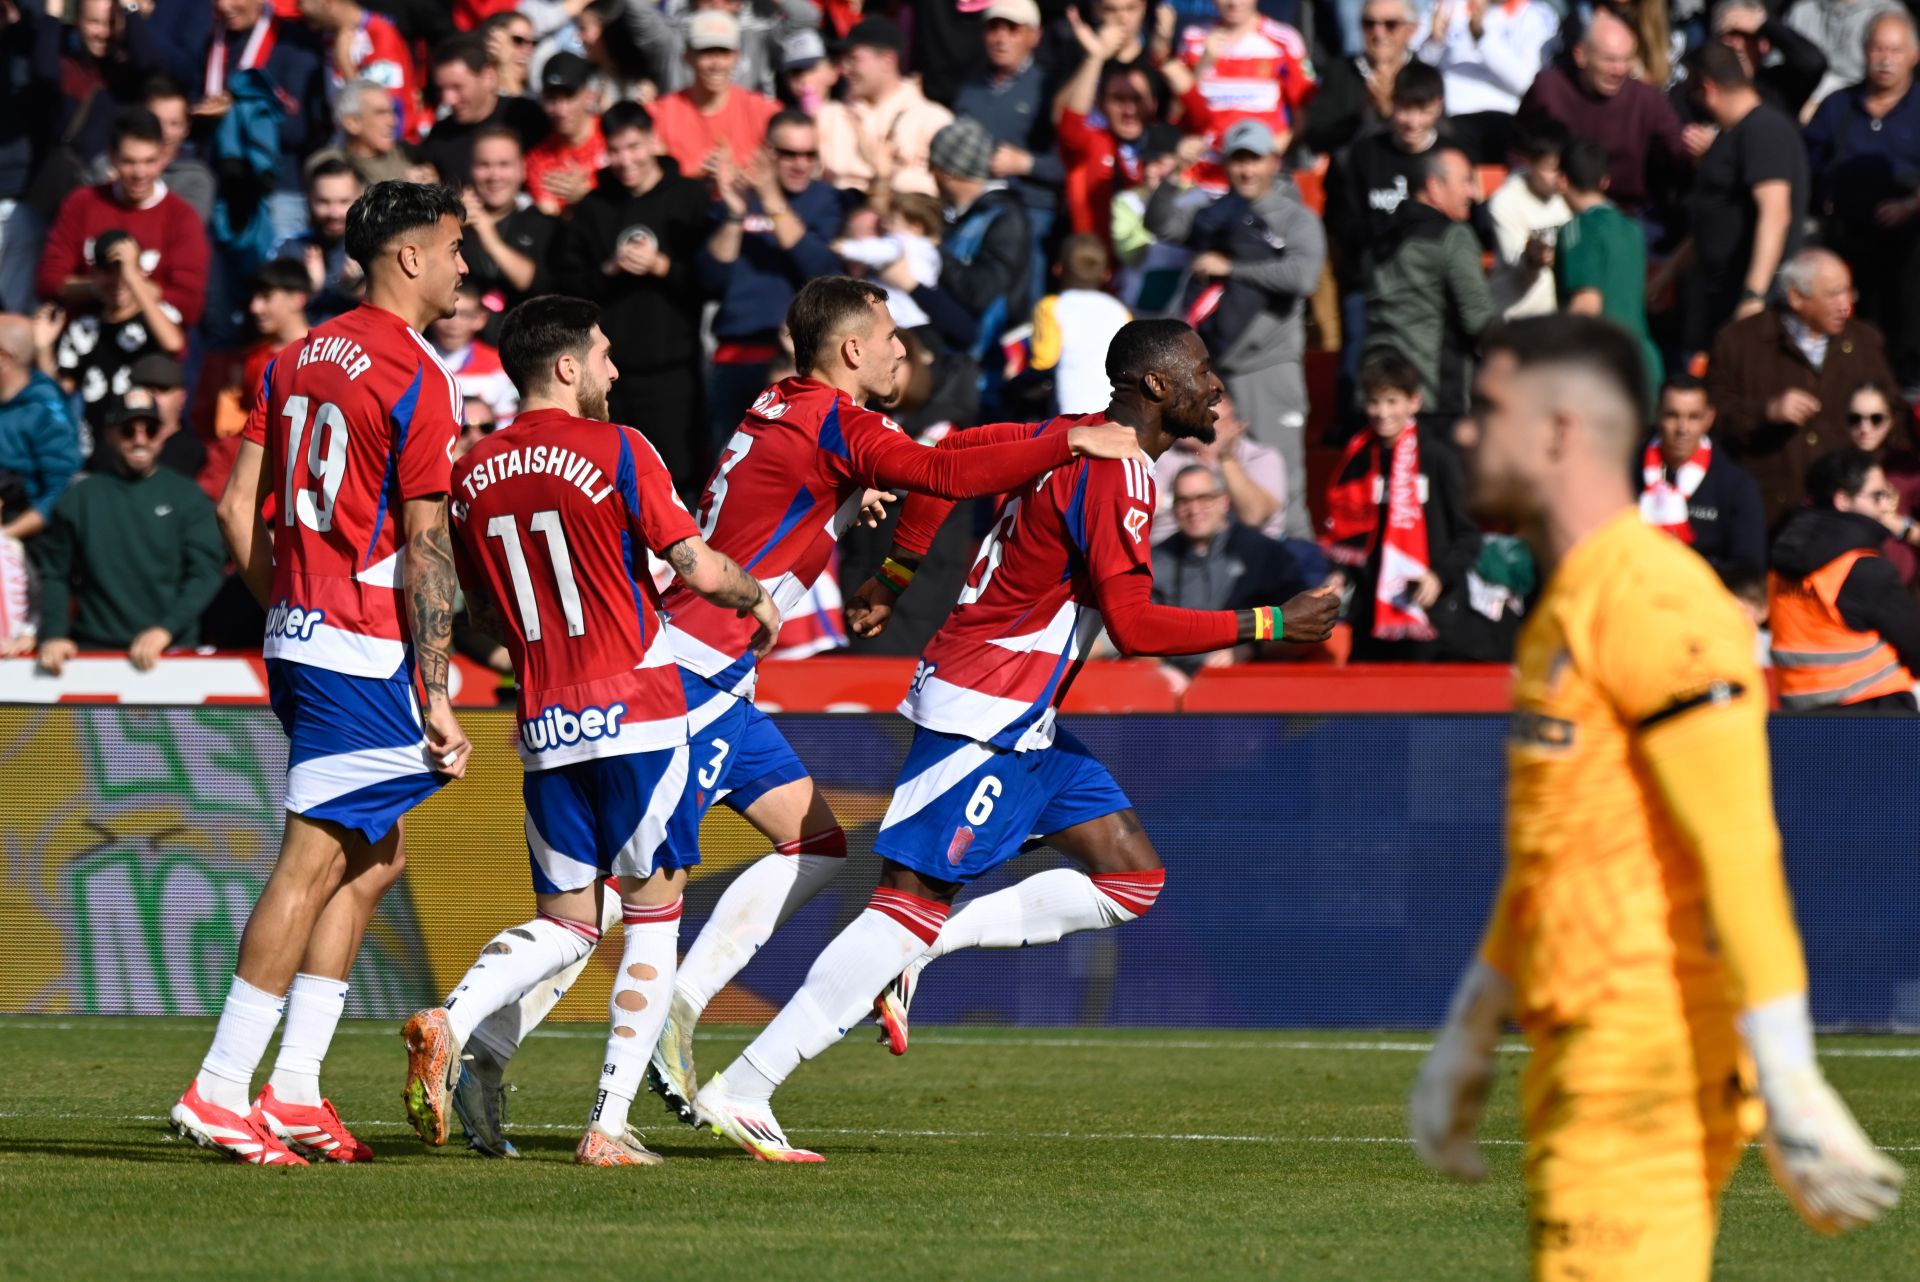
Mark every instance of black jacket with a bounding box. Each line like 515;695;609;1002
1326;130;1436;290
1634;446;1768;582
1771;506;1920;679
941;186;1032;355
549;160;712;372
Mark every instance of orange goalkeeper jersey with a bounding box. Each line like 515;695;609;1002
1484;510;1806;1028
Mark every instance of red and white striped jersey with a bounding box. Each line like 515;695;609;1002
902;415;1157;752
449;408;700;768
1179;18;1317;140
243;304;462;679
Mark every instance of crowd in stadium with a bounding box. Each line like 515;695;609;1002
4;0;1920;695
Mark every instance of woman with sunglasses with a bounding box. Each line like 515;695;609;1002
1844;378;1920;585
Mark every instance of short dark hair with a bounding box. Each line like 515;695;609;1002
500;295;602;396
307;156;364;190
1480;314;1650;435
1659;371;1707;401
1105;318;1196;385
109;106;163;153
251;258;315;297
1359;349;1423;397
602;100;654;140
1562;138;1609;194
1691;40;1752;91
343;180;467;271
1517;118;1571;163
470;122;524;154
1806;446;1881;507
140;73;188;107
787;276;888;376
1391;60;1445;108
766;109;814;141
431;33;490;74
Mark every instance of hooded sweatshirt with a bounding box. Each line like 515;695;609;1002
1770;505;1920;677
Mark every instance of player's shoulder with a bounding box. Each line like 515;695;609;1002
1577;517;1756;690
1254;17;1308;51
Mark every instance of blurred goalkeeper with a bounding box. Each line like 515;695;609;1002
1410;313;1904;1281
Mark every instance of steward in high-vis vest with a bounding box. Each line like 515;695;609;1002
1768;448;1920;713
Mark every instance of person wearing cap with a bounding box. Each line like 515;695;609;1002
817;17;954;197
45;227;188;451
126;351;205;482
32;390;224;676
927;116;1033;364
952;0;1066;290
1146;116;1326;540
525;52;608;214
623;0;824;99
651;9;782;177
779;27;837;114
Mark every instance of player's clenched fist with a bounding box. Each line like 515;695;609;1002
1278;585;1340;643
1067;421;1146;461
424;698;471;779
1409;961;1513;1183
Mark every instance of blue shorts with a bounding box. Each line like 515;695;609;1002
679;670;810;824
523;746;698;893
267;657;445;844
873;725;1131;884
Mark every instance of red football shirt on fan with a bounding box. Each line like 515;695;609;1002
660;377;1082;690
242;304;463;677
344;11;431;142
451;409;700;768
650;85;780;177
526;118;608;212
900;416;1235;752
1178;18;1317;144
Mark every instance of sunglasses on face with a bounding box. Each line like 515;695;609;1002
1363;18;1410;30
774;147;818;160
1849;412;1890;426
117;420;159;439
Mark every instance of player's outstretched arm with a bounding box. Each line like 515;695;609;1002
1093;572;1340;658
861;417;1145;503
1409;958;1513;1183
665;535;783;658
403;494;471;779
216;438;274;607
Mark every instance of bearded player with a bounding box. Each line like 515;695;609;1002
400;295;784;1165
690;319;1341;1161
1410;315;1903;1280
169;182;473;1165
423;275;1147;1154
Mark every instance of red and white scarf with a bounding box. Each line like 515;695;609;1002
1322;426;1436;641
205;15;277;100
1639;436;1709;545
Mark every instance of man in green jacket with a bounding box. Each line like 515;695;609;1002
35;390;225;674
1363;146;1497;419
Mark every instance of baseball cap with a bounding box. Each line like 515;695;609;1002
782;27;827;69
104;389;162;430
929;117;995;182
540;51;593;96
687;10;741;52
983;0;1041;26
1222;119;1277;158
129;353;184;390
843;17;906;57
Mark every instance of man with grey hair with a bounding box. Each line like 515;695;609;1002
321;80;409;185
1302;0;1418;154
1707;247;1897;521
1787;0;1901;108
1805;7;1920;387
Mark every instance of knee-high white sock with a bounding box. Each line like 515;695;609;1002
264;973;350;1105
724;888;948;1102
925;868;1165;961
196;976;287;1111
468;883;624;1065
589;898;682;1137
445;912;600;1050
675;828;848;1015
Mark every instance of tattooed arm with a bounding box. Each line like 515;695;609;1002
404;495;472;777
664;535;783;658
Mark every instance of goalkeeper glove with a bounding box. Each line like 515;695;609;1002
1410;960;1513;1182
1740;991;1906;1234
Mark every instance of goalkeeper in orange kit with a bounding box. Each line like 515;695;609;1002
1409;315;1904;1282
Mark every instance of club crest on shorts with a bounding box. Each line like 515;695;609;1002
945;826;976;866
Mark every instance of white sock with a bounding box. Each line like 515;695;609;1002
589;898;682;1137
446;913;599;1049
675;830;847;1015
468;885;624;1064
927;868;1165;960
264;973;349;1106
725;888;948;1102
196;976;286;1112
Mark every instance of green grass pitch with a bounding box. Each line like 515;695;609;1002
1;1018;1913;1280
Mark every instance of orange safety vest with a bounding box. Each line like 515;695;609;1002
1769;548;1917;710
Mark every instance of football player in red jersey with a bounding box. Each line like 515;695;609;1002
401;295;782;1166
171;182;473;1166
429;277;1148;1155
693;320;1340;1160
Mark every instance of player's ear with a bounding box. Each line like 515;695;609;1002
1141;370;1166;403
397;240;422;279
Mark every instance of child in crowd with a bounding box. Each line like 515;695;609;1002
428;283;519;426
834;191;944;329
1030;235;1133;414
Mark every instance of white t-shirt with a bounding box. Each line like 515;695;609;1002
1032;288;1133;415
1485;172;1570;320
